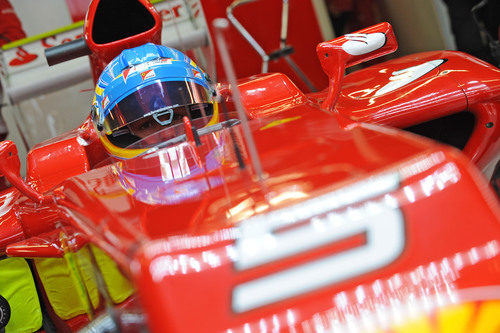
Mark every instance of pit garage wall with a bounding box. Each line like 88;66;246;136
10;1;76;36
199;0;332;93
197;0;457;84
380;0;456;56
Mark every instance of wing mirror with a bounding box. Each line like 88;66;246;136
0;141;52;205
317;22;398;111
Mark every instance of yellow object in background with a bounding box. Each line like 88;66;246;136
391;301;500;333
33;244;134;322
91;245;134;304
0;257;42;333
34;251;99;320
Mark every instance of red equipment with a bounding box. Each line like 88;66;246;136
0;0;499;332
0;0;26;47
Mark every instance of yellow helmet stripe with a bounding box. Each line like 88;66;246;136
100;102;218;159
99;135;148;159
206;101;219;127
95;86;104;96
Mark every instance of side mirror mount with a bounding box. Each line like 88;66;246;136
0;141;53;205
317;22;398;111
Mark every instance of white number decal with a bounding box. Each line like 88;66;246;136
374;59;445;96
233;173;405;313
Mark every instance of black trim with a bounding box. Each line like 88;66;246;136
403;111;475;150
0;295;10;329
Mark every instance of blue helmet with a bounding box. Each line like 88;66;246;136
92;43;217;159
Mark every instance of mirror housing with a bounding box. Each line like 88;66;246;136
317;22;398;111
0;141;53;205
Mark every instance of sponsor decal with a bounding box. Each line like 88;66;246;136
122;67;135;83
147;58;173;67
4;32;83;70
156;0;203;22
158;4;183;22
8;47;38;67
233;173;403;313
192;69;203;80
141;69;156;81
342;32;386;56
102;95;109;109
188;0;201;18
374;59;445;96
95;86;104;96
121;59;172;83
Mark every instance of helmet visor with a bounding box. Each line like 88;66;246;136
103;79;212;132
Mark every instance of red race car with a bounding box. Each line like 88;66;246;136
0;0;499;332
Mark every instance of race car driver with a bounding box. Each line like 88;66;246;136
91;43;218;159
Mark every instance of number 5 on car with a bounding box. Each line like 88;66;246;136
233;173;405;313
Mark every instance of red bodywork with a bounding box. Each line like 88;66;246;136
0;1;500;332
200;0;329;92
335;51;500;175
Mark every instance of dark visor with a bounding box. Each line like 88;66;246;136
103;80;211;132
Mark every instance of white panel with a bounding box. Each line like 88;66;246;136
10;0;72;37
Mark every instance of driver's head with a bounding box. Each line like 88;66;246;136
92;43;218;159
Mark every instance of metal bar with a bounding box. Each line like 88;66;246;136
213;18;265;182
280;0;289;49
284;55;317;92
226;0;270;73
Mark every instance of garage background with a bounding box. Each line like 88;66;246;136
1;0;456;174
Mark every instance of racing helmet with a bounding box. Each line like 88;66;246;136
92;43;218;159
